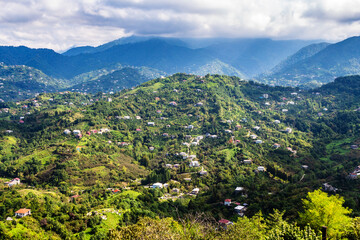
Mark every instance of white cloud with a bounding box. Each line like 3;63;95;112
0;0;360;51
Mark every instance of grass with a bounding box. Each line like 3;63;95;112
18;189;59;199
320;137;355;162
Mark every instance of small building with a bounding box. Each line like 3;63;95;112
255;140;263;144
273;120;281;124
258;166;266;172
149;147;155;151
285;128;292;134
191;188;199;194
235;187;244;193
172;188;180;194
224;199;231;206
5;178;20;187
152;183;163;189
234;205;247;216
273;143;281;149
301;165;309;170
189;161;200;167
218;219;233;229
73;130;81;135
15;209;31;218
165;164;173;168
148;122;155;126
253;126;260;131
351;145;359;150
323;183;337;192
64;129;71;135
243;159;252;164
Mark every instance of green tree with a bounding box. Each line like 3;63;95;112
299;189;352;238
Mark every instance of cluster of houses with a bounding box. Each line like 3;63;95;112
64;128;111;139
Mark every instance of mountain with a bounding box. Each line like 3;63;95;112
262;36;360;87
203;38;316;77
1;74;360;238
0;63;67;101
68;67;164;93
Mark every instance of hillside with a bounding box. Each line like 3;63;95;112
0;63;67;102
263;36;360;87
0;74;360;238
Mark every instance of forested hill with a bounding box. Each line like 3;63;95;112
0;74;360;239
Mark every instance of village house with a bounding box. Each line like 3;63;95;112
165;164;173;168
282;109;288;112
173;164;180;169
5;178;20;187
191;188;199;195
218;219;233;229
148;122;155;126
255;140;263;144
188;155;197;160
73;130;81;135
234;205;247;216
273;143;281;149
64;129;71;135
243;159;252;164
136;116;142;120
169;101;177;106
189;161;200;167
149;147;155;151
15;208;31;218
5;130;13;134
253;126;260;131
172;188;180;194
273;120;281;124
301;165;309;170
195;102;203;106
351;145;359;150
285;128;292;133
257;166;266;172
224;199;232;206
152;183;163;189
187;125;194;129
323;183;337;192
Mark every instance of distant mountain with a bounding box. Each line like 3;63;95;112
0;63;65;101
204;38;316;77
262;36;360;87
62;36;188;56
68;67;164;93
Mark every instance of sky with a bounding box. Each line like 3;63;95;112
1;0;360;52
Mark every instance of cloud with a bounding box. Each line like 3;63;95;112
0;0;360;51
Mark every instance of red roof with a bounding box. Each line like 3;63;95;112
113;189;120;193
70;195;80;198
225;199;231;202
15;208;30;214
219;219;231;224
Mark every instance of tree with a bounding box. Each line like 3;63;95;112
299;189;352;238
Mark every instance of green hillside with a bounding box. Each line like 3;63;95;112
0;74;360;239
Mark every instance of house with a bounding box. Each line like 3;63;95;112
188;155;197;160
152;183;163;189
285;128;292;133
257;166;266;172
189;161;200;167
282;109;288;112
112;189;121;193
253;126;260;131
263;94;269;99
136;116;142;120
323;183;337;192
235;187;244;193
5;130;13;134
191;188;199;194
73;130;81;135
218;219;233;229
173;164;180;169
5;178;20;187
149;147;155;151
199;167;208;175
301;165;309;170
224;129;232;133
107;98;112;102
64;129;71;135
255;140;263;144
148;122;155;126
243;159;252;164
15;209;31;218
195;102;203;106
165;164;173;168
187;125;194;129
169;101;177;106
123;116;131;120
191;142;199;146
234;205;247;216
224;199;232;206
70;195;80;199
250;134;257;139
273;143;281;149
351;145;359;150
273;120;281;124
136;128;142;132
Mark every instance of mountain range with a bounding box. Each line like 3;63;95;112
2;35;360;101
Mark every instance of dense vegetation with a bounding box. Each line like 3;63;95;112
0;74;360;239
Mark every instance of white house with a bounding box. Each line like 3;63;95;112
5;178;20;187
152;183;163;189
191;188;199;194
64;129;71;135
15;208;31;218
273;120;281;124
148;122;155;126
73;130;81;135
255;140;263;144
258;166;266;172
243;159;252;164
189;161;200;167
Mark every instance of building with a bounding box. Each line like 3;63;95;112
235;187;244;193
243;159;252;164
5;178;20;187
189;161;200;167
224;199;231;206
191;188;199;194
273;143;281;149
152;183;163;189
258;166;266;172
218;219;233;229
148;122;155;126
15;209;31;218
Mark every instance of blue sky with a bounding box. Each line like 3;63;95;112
1;0;360;51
